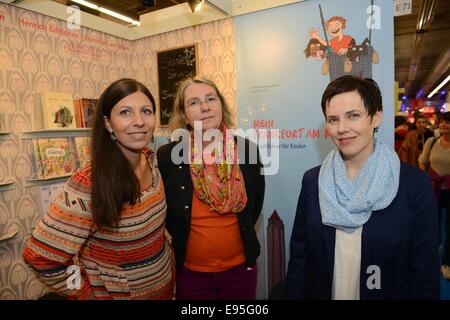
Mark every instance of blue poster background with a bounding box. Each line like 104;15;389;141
235;0;394;296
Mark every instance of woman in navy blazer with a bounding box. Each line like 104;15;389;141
286;76;440;300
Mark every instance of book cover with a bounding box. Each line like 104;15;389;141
37;138;75;179
74;98;98;128
37;185;52;216
74;136;92;168
75;99;83;128
38;92;76;129
31;139;44;179
37;181;65;217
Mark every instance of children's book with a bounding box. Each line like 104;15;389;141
75;98;98;128
35;92;76;129
37;138;75;179
31;139;44;179
74;136;92;168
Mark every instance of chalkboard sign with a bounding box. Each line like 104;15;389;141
157;44;197;126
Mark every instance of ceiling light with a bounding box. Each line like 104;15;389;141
427;75;450;98
71;0;140;26
71;0;98;10
188;0;204;13
98;7;135;24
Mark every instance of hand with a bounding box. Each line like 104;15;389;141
338;48;348;55
165;229;172;246
309;28;319;39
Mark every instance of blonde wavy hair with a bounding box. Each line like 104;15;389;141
169;76;234;133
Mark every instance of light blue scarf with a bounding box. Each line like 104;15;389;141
318;140;400;233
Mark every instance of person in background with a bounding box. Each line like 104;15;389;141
286;75;439;299
157;76;265;300
419;111;450;280
398;121;419;166
430;112;441;137
415;115;434;153
23;78;175;299
394;115;409;153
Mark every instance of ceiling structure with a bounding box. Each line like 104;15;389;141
1;0;304;39
1;0;449;99
394;0;450;99
56;0;183;23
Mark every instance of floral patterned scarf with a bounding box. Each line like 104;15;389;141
189;125;247;215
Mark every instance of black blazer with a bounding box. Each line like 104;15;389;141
157;136;265;270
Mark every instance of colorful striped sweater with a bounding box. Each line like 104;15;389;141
23;149;175;299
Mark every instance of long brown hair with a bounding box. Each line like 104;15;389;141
91;78;156;228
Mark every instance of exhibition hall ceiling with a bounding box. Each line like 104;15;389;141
2;0;449;98
56;0;183;21
394;0;450;98
1;0;304;39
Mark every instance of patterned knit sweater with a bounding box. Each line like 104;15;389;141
23;149;175;299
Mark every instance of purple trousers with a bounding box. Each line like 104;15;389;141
176;264;257;300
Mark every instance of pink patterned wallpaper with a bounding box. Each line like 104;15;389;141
0;3;236;299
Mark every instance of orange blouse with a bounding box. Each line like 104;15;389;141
184;194;246;272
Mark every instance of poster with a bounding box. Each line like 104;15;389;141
235;0;394;297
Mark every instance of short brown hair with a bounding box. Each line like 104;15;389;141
326;16;347;29
169;76;234;133
321;75;382;118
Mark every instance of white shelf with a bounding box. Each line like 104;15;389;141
0;230;19;243
0;132;12;140
22;128;91;139
0;181;15;192
26;174;71;187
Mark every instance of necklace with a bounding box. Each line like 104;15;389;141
139;151;155;193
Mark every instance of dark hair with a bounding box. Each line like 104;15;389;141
440;111;450;122
91;78;156;228
304;38;325;58
395;115;407;128
321;75;382;118
415;115;428;122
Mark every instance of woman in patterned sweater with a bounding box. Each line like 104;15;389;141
23;78;175;299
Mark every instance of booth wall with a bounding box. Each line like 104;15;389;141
0;2;236;299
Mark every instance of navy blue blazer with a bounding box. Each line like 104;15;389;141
285;162;440;299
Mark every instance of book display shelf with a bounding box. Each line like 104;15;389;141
22;129;91;185
0;181;15;192
0;132;12;140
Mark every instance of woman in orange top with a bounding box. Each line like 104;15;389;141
157;77;265;300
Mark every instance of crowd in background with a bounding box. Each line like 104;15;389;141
395;111;450;280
